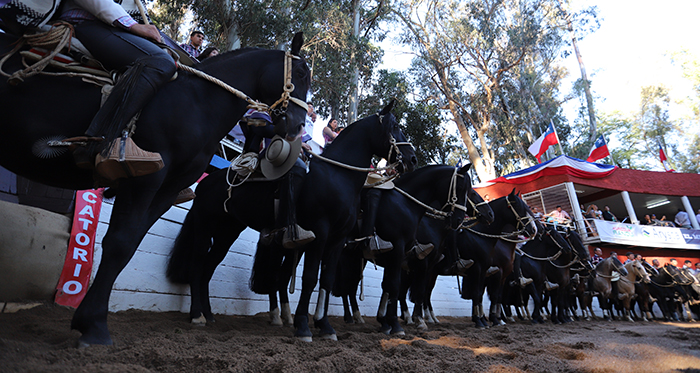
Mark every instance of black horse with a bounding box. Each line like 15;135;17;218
332;164;493;334
0;32;311;346
518;225;576;324
417;191;537;328
166;102;416;340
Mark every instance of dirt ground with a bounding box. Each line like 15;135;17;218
1;304;699;373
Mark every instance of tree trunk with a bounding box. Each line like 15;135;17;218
347;0;361;125
559;1;596;142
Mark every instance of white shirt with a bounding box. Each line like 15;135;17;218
675;211;690;227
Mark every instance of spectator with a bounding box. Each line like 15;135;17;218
635;254;643;261
642;214;653;225
591;247;603;266
669;258;678;269
180;30;204;59
547;205;572;225
695;262;700;276
323;118;338;147
199;46;219;60
652;259;661;270
681;260;694;272
602;205;618;222
301;104;317;153
530;206;542;221
484;194;491;202
675;209;691;228
623;252;635;264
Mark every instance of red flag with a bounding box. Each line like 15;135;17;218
659;144;675;172
528;123;559;163
586;135;610;163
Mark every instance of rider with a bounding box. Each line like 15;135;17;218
360;169;433;260
58;0;174;180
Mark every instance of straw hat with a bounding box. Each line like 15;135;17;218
260;136;302;180
364;173;395;190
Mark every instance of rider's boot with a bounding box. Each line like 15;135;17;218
73;55;173;180
407;241;434;260
279;161;314;249
512;253;532;288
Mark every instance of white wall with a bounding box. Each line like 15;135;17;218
93;189;477;319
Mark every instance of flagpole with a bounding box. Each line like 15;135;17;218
605;134;616;165
551;119;565;155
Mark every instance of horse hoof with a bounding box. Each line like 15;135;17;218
191;315;207;326
391;329;406;336
297;335;313;343
320;333;338;341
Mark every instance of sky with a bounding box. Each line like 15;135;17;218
378;0;700;138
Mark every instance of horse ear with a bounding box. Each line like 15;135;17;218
458;163;472;174
379;100;395;116
509;188;516;197
291;32;304;56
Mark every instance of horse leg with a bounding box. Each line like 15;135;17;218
277;250;300;325
312;239;345;340
424;271;439;323
197;222;243;324
72;183;171;346
380;248;406;335
349;293;364;324
268;292;284;326
294;243;323;341
399;268;413;324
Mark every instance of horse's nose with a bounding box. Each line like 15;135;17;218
405;155;417;172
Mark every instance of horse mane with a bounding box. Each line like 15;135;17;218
197;47;262;68
395;164;449;185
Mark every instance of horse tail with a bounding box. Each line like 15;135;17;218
166;208;202;284
249;240;284;295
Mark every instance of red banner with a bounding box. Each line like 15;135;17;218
54;189;104;308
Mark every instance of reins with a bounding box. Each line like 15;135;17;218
466;197;534;243
392;166;468;221
516;230;581;268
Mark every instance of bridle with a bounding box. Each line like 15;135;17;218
466;197;535;242
309;114;413;176
596;257;626;278
517;228;578;268
460;194;491;229
393;166;469;224
177;51;308;119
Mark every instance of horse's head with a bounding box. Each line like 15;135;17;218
442;164;480;230
375;101;416;174
629;260;651;283
610;256;628;276
565;229;593;271
260;33;311;140
505;189;538;238
460;166;494;227
543;225;571;256
641;260;659;277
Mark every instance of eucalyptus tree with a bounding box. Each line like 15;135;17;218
395;0;566;182
359;70;447;167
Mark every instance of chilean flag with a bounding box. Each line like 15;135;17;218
659;144;675;172
528;123;559;163
586;135;610;163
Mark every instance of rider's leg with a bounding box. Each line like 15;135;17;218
513;252;533;288
277;159;314;249
72;21;175;179
359;188;391;255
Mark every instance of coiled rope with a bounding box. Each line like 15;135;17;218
0;22;74;85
